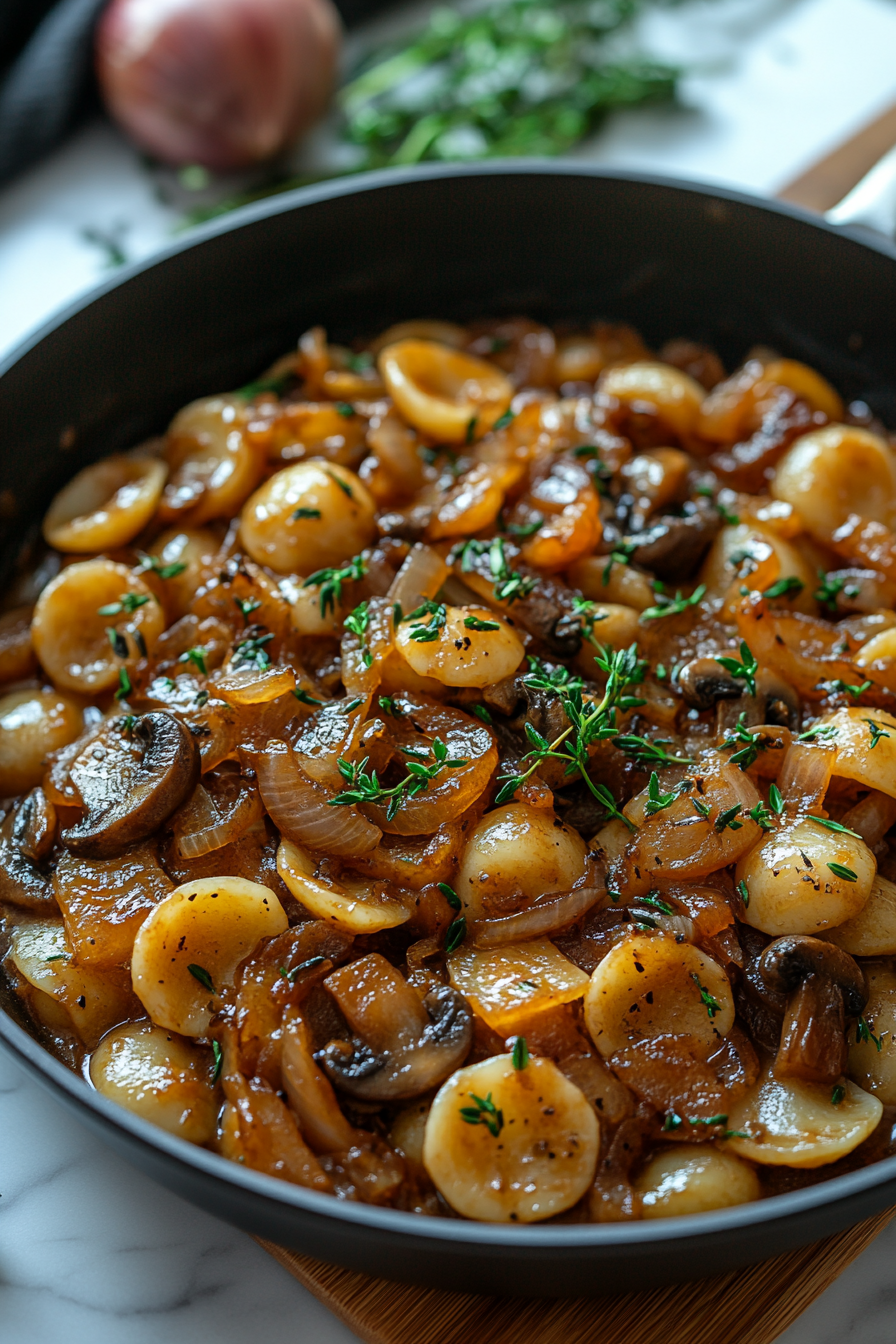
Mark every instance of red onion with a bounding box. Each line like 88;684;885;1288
96;0;341;169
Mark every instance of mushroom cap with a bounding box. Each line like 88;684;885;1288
62;712;200;858
319;983;473;1101
757;935;867;1016
677;657;743;711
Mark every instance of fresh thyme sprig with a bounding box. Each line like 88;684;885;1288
493;644;646;825
345;600;372;666
232;630;273;670
865;719;891;749
722;712;769;771
403;599;447;642
613;733;694;770
459;1091;503;1138
488;537;537;604
303;553;368;617
329;737;468;822
640;583;706;623
135;552;188;581
716;641;758;697
97;591;151;617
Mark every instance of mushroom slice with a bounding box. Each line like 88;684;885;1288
319;953;472;1101
62;712;200;858
754;935;867;1085
0;790;58;913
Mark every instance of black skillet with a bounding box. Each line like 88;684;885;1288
2;162;896;1295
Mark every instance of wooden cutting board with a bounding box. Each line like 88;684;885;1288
257;1206;895;1344
256;101;896;1343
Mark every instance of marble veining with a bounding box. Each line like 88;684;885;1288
3;1045;896;1344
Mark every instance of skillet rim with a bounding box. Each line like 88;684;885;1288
3;158;896;1256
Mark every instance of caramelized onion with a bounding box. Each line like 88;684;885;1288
471;886;606;948
256;739;381;856
358;694;497;836
387;543;449;614
775;740;836;815
173;771;264;859
840;790;896;848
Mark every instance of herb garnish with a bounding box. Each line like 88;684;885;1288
345;600;373;666
827;862;858;882
737;879;750;908
403;599;447;642
98;592;150;617
511;1036;530;1071
211;1040;223;1084
304;553;367;617
613;734;694;770
106;627;129;659
188;964;215;993
856;1016;886;1051
279;955;327;983
292;507;322;520
235;596;262;624
493;644;646;825
715;641;758;697
179;647;208;676
644;771;679;816
808;816;862;839
763;576;805;600
692;973;722;1019
136;552;187;580
459;1091;503;1138
464;615;501;631
114;668;132;700
330;737;468;821
438;882;462;911
865;719;891;749
445;916;467;953
831;1084;845;1105
640;583;706;622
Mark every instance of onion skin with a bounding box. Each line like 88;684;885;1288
96;0;341;170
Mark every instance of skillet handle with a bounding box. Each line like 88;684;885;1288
825;144;896;238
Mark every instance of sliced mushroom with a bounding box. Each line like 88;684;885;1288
62;712;200;858
755;935;867;1085
756;669;800;729
0;790;58;912
318;952;472;1100
678;657;743;711
626;501;721;582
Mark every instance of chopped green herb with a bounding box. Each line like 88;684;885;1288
403;598;447;642
304;553;367;617
749;801;775;831
438;882;462;912
188;963;215;993
211;1040;223;1084
808;816;862;839
279;955;327;983
459;1091;503;1138
506;516;543;538
799;722;838;742
722;713;768;771
326;469;353;498
136;552;187;580
292;506;322;520
641;583;706;623
98;591;151;617
471;704;493;725
464;615;500;631
602;541;637;585
829;678;872;700
769;784;784;815
645;771;678;816
445;915;467;953
235;597;263;624
715;803;743;833
737;879;750;908
488;537;537;604
814;570;848;613
179;647;208;676
692;973;722;1019
856;1016;886;1051
831;1083;845;1105
691;797;711;819
115;668;132;701
344;600;373;666
511;1036;529;1071
828;862;858;882
493;408;515;432
865;718;891;749
293;687;323;707
330;739;468;822
641;893;674;916
613;733;694;770
465;415;478;445
106;627;129;659
44;954;68;962
663;1113;683;1132
716;641;758;697
335;403;355;417
763;576;805;600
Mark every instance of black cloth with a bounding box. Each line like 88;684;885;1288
0;0;389;188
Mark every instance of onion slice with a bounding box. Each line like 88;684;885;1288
470;886;606;948
387;543;449;615
257;739;381;856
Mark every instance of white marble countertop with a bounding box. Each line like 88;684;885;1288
4;1;896;1340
